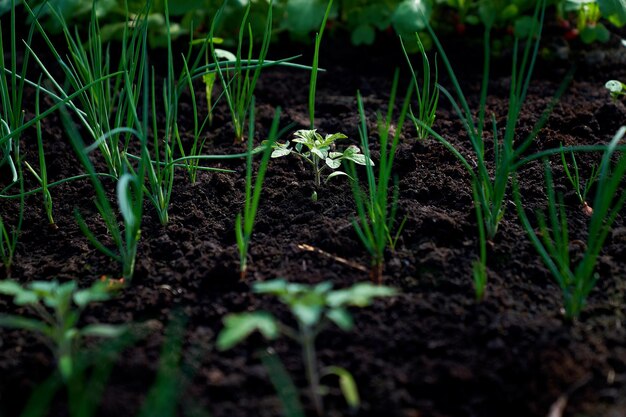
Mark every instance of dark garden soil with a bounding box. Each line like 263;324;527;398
2;26;626;417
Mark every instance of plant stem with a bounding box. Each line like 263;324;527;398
313;155;321;188
370;262;383;285
301;325;323;416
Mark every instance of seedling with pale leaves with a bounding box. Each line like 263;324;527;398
217;279;396;417
270;129;373;191
606;80;626;100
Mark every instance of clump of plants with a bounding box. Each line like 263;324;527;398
0;278;126;380
514;127;626;319
217;279;397;416
402;33;439;140
416;0;571;300
560;145;599;216
235;100;281;281
349;71;413;284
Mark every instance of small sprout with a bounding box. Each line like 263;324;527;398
560;145;599;216
605;80;626;100
269;129;373;190
217;279;396;416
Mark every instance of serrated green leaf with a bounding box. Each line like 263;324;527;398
14;291;40;306
322;366;360;410
325;157;342;169
325;171;350;182
217;312;279;351
311;147;326;160
327;283;397;307
73;282;111;308
326;308;354;331
0;280;23;296
81;324;126;338
292;304;323;326
272;148;291;158
254;279;289;295
0;314;50;334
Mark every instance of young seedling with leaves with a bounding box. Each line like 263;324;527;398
606;79;626;100
217;279;397;417
0;279;126;380
349;71;413;284
236;100;281;281
560;145;599;216
270;129;372;199
514;127;626;319
401;33;439;140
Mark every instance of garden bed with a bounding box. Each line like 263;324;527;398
1;29;626;417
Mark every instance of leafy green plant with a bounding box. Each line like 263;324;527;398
349;72;413;284
217;279;397;416
561;0;609;43
236;99;281;281
0;278;126;380
270;129;372;195
560;145;599;215
513;127;626;319
402;33;439;140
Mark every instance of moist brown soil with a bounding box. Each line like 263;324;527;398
2;28;626;417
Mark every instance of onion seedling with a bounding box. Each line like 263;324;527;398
269;129;372;196
560;145;599;216
349;71;413;284
20;0;153;179
236;99;281;281
401;33;439;140
309;0;334;129
417;0;569;299
0;0;35;183
24;80;56;229
514;127;626;319
0;143;23;278
217;279;397;416
62;104;145;281
209;1;273;142
0;278;126;381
